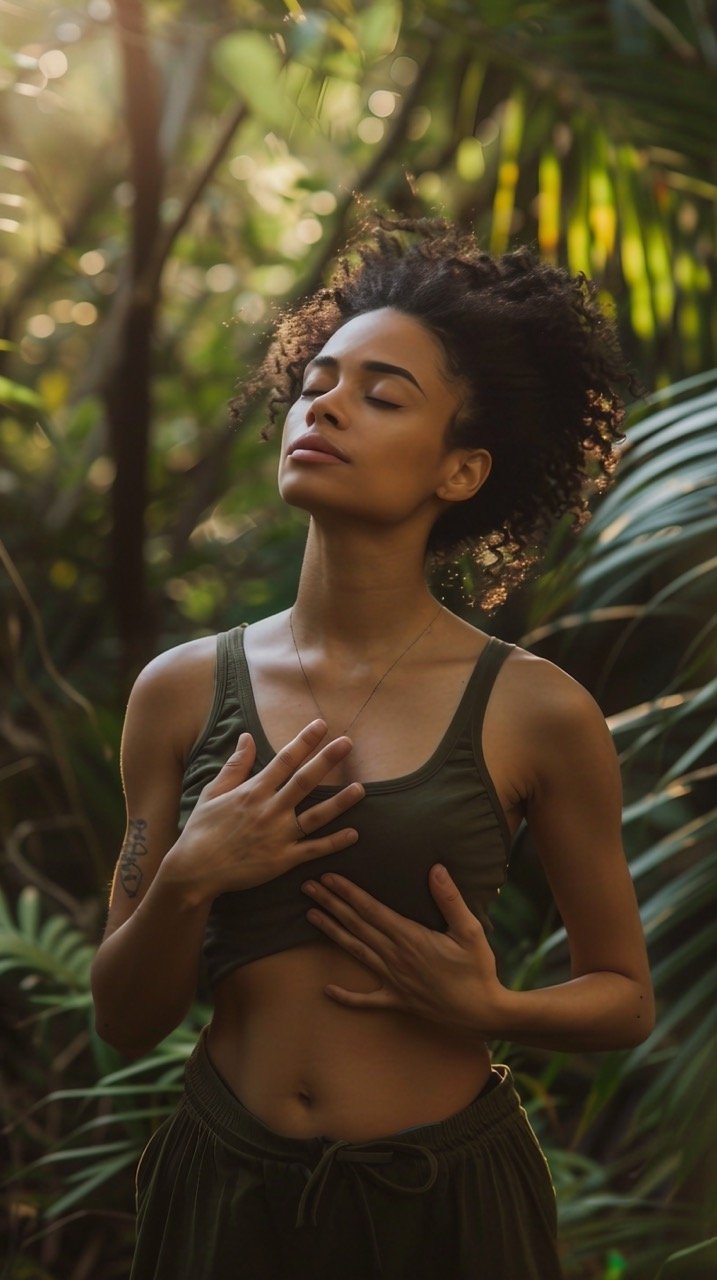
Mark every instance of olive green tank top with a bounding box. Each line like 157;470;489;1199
179;623;516;987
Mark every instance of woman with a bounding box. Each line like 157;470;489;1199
91;217;655;1279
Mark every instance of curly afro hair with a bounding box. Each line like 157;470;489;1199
228;214;640;610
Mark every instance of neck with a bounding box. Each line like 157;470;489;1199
291;517;441;655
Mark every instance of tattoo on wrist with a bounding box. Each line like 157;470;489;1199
119;818;148;897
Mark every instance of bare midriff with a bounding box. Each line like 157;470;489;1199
205;938;493;1143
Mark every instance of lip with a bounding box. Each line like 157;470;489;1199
287;432;349;462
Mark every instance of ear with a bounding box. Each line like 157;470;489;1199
436;448;492;505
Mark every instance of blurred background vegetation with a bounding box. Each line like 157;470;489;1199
1;0;716;1276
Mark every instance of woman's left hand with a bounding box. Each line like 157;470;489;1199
300;863;506;1035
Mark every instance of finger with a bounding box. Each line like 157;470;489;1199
293;825;361;862
428;864;485;942
304;905;391;978
297;781;365;835
323;983;398;1012
256;719;330;793
309;874;414;946
301;879;400;963
202;732;256;799
277;735;357;807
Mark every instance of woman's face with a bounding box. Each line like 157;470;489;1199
278;307;487;537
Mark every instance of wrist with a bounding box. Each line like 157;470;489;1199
479;982;518;1040
446;978;513;1043
158;842;215;911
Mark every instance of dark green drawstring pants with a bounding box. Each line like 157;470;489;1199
130;1026;563;1279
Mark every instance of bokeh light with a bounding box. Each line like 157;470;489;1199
390;56;418;86
39;50;69;78
296;217;322;244
233;291;266;323
205;264;237;292
49;299;75;323
357;117;385;144
87;457;117;492
27;314;56;339
55;23;82;43
307;190;337;215
368;90;397;118
229;155;256;180
79;251;106;275
71;302;98;326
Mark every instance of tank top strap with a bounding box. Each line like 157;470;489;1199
183;626;243;773
471;636;516;718
469;637;516;853
220;624;250;700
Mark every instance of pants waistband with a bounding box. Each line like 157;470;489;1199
185;1024;523;1156
183;1026;526;1278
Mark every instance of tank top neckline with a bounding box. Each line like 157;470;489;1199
232;622;502;796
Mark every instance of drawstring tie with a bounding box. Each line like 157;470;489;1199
295;1137;439;1276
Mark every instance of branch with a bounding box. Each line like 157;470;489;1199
138;97;249;300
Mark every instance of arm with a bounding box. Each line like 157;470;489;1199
92;643;367;1059
294;655;655;1055
90;640;216;1059
480;660;655;1051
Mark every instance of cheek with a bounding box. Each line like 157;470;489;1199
283;401;302;430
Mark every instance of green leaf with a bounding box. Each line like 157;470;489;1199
43;1152;138;1220
0;376;44;411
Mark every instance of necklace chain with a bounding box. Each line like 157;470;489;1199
288;602;445;738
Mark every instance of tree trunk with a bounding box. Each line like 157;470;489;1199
106;0;164;688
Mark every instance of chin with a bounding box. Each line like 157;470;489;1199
278;472;344;509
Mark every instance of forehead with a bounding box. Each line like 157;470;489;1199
314;308;448;386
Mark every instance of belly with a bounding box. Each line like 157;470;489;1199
206;937;493;1142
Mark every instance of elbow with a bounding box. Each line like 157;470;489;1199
589;981;656;1050
621;986;657;1048
90;975;160;1060
633;982;657;1044
630;1007;656;1047
620;1019;654;1049
92;1009;154;1059
90;975;190;1060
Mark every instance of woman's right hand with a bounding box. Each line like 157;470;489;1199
165;719;364;903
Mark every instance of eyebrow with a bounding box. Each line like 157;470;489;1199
305;355;427;398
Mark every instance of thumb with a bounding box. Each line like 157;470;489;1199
429;864;478;937
205;732;256;797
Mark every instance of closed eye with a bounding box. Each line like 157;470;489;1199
300;389;401;410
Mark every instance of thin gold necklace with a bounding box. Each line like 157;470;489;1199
288;602;445;737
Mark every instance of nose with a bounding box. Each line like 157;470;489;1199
304;385;346;430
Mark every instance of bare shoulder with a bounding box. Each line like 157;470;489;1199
500;644;604;724
128;633;219;770
495;644;615;796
